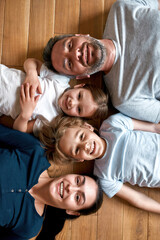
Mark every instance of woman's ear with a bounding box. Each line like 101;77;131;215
73;83;86;88
66;210;80;216
83;122;94;132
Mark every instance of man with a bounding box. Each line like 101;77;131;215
43;0;160;123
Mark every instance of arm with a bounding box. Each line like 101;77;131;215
23;58;43;94
116;184;160;214
132;118;160;133
13;83;40;133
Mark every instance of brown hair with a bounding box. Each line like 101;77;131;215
39;114;86;164
81;84;109;120
43;34;74;76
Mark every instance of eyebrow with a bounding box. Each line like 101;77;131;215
63;39;68;71
81;176;86;205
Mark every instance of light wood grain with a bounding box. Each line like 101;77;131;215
2;1;160;240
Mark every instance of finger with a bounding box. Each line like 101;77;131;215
37;84;42;94
30;85;36;99
25;83;30;99
35;95;40;103
20;84;25;101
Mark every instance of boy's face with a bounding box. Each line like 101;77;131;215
48;174;98;215
59;125;106;161
58;87;98;118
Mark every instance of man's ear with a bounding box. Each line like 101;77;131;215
75;34;90;37
66;210;80;216
76;75;90;80
83;122;94;132
73;83;85;89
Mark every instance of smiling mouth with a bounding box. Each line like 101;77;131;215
82;43;89;66
90;141;95;155
60;181;64;198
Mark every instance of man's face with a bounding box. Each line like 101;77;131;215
51;35;106;78
49;174;98;213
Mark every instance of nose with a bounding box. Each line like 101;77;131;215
67;97;77;109
66;184;79;194
76;48;81;60
68;48;81;61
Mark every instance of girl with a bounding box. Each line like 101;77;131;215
40;113;160;214
0;58;108;135
0;124;103;240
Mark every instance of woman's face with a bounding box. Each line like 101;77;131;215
48;174;98;214
59;126;106;161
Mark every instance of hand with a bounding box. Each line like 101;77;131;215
20;83;40;121
23;74;42;94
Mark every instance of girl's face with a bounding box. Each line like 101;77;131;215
58;85;98;118
48;174;98;215
59;125;106;161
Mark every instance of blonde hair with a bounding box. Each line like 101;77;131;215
39;114;86;164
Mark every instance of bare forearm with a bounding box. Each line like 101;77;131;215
116;184;160;214
13;114;28;132
23;58;41;76
13;114;35;133
132;118;160;134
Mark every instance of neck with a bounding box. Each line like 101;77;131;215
29;170;51;204
100;39;116;74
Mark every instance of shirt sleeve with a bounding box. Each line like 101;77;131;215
40;64;70;85
100;178;123;198
0;124;42;151
101;113;133;133
116;99;160;123
117;0;159;9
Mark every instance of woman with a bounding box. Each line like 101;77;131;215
0;124;103;240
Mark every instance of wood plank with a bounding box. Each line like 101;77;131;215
148;189;160;240
97;194;123;240
28;0;55;60
54;0;80;34
123;186;148;240
2;0;30;66
56;220;72;240
79;0;104;38
71;214;97;240
103;0;116;30
0;0;5;63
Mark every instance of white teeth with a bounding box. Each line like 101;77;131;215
60;182;64;198
90;142;95;154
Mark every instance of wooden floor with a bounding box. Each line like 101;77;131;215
1;0;160;240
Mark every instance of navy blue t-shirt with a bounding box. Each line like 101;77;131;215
0;124;50;239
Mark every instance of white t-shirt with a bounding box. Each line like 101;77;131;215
0;64;70;135
94;113;160;198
